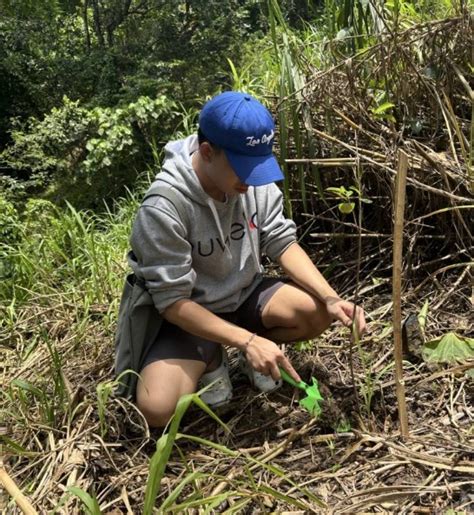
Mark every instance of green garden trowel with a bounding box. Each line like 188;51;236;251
279;367;324;417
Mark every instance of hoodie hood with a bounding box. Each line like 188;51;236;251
157;134;213;207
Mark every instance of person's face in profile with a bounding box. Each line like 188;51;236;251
200;142;249;197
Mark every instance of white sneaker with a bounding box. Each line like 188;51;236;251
197;347;233;408
237;351;283;393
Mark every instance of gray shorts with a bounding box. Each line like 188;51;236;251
140;275;292;371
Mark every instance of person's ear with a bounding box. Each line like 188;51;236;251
199;142;214;163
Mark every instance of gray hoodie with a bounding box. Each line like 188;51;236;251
127;134;297;315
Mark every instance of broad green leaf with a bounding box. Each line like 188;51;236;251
325;186;346;197
422;332;474;363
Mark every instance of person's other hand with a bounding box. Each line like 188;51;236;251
244;335;301;383
325;296;367;336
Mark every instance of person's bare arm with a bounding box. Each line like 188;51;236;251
277;241;340;301
276;241;366;334
163;299;301;382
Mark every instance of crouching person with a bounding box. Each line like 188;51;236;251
123;92;366;428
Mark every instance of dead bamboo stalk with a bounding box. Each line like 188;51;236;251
285;157;359;167
392;149;410;438
309;232;445;239
0;467;38;515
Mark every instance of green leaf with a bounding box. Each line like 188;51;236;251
372;101;395;114
176;433;237;457
295;339;314;351
336;417;352;432
66;486;101;514
258;484;311;511
338;202;355;214
418;300;429;334
325;186;346;197
159;470;207;511
422;332;474;364
0;436;38;456
143;391;229;514
11;378;44;398
349;185;361;194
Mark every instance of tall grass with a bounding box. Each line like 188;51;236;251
269;0;346;217
0;186;144;419
0;182;146;305
229;0;468;221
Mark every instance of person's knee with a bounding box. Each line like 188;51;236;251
134;358;207;428
136;393;180;428
137;399;177;427
298;303;332;339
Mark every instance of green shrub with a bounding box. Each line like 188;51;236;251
0;95;177;209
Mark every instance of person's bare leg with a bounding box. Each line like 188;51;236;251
135;343;224;429
259;281;333;343
136;358;207;428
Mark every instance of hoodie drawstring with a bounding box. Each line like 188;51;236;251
239;196;261;272
207;199;233;260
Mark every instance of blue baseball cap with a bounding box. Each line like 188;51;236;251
198;91;285;186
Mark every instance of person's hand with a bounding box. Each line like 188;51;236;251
244;335;301;383
325;296;367;337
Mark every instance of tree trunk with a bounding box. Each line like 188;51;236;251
104;0;133;47
91;0;105;47
83;0;91;53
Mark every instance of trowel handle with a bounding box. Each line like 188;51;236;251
279;367;307;390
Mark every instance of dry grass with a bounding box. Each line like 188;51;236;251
1;270;472;512
273;12;472;299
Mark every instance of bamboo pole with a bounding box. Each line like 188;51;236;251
0;468;38;515
309;232;445;239
392;149;410;438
